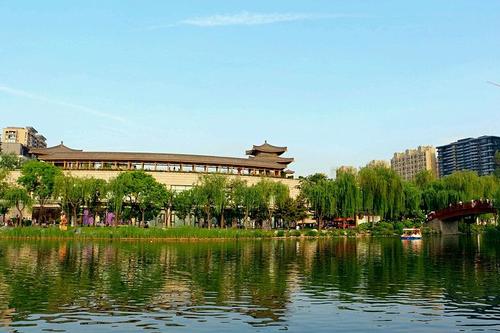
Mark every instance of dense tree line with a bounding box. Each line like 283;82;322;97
301;167;500;229
1;152;500;228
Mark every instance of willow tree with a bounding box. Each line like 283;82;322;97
403;182;421;218
229;179;254;228
18;160;61;223
82;178;107;224
54;174;85;226
358;166;404;221
253;179;289;229
335;168;361;218
196;174;227;228
173;189;195;225
300;174;336;230
4;186;32;226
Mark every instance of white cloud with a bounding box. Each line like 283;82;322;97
0;85;126;123
145;12;363;30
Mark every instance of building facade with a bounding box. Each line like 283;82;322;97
27;141;300;197
391;146;437;181
366;160;390;169
437;136;500;177
2;126;47;149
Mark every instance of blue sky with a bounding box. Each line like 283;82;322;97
1;1;499;176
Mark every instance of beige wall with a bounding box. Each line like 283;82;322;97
391;146;437;181
8;170;301;198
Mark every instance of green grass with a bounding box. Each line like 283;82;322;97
0;226;278;240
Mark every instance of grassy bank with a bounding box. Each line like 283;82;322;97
0;222;438;240
0;226;280;240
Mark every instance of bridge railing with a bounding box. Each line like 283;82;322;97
426;200;495;222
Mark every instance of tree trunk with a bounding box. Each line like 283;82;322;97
244;211;249;229
72;206;77;227
141;210;145;227
39;203;45;224
16;202;23;226
220;209;225;229
207;210;211;229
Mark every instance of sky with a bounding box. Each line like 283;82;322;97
1;1;499;176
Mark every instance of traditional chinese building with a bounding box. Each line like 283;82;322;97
30;141;295;178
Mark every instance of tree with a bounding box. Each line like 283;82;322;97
54;174;86;226
173;189;195;225
17;160;61;223
82;178;107;225
0;153;22;170
253;179;289;229
194;174;227;228
231;180;259;229
494;151;500;179
335;168;361;218
415;170;435;189
4;186;32;226
300;174;336;230
274;196;307;229
108;171;165;226
403;182;421;218
358;165;404;221
156;184;175;228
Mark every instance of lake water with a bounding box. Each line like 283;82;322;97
0;236;499;332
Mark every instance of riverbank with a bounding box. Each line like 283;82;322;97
0;224;441;240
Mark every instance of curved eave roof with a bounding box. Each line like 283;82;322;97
38;151;289;169
31;144;83;155
246;142;288;156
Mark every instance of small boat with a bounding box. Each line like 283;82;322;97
401;228;422;240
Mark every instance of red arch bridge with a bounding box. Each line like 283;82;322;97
425;200;497;235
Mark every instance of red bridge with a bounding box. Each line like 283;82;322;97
425;200;497;234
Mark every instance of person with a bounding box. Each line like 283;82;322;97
60;212;68;231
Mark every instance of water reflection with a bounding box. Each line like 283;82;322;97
0;237;498;332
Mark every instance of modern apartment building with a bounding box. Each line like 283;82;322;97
437;136;500;177
1;126;47;157
391;146;437;181
2;126;47;148
366;160;390;168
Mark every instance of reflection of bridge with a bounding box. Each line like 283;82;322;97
426;201;497;235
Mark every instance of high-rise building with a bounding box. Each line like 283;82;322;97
366;160;390;169
391;146;437;181
2;126;47;148
437;136;500;177
1;126;47;157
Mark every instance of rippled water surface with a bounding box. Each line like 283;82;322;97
0;236;499;332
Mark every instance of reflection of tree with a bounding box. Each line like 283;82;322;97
0;237;498;328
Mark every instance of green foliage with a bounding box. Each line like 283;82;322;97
494;151;500;179
0;226;277;239
0;153;23;170
335;168;361;218
300;174;336;229
3;186;32;223
107;171;170;225
17;160;61;223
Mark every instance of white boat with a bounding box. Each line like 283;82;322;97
401;228;422;240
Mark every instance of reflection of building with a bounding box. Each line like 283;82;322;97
391;146;437;181
1;126;47;157
437;136;500;177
